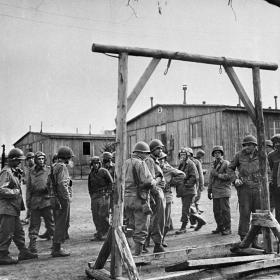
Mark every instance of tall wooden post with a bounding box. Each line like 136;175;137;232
252;67;273;253
111;52;128;278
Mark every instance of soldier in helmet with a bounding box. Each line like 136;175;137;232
0;148;38;265
268;134;280;222
88;156;113;241
176;148;198;234
208;146;231;235
124;141;156;256
50;146;74;257
228;135;261;247
26;152;54;253
145;139;166;253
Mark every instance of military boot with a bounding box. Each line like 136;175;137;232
28;237;38;254
18;248;38;261
134;243;143;256
0;252;18;265
194;215;206;231
175;222;187;235
51;243;70;258
153;244;165;253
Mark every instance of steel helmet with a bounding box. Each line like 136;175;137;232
149;139;164;152
8;148;25;160
242;135;257;146
185;147;194;156
35;151;46;159
52;153;58;163
265;140;273;148
211;145;224;157
91;156;100;164
57;146;74;159
25;152;35;160
158;152;167;160
102;152;113;162
133;141;150;153
196;149;205;157
271;134;280;144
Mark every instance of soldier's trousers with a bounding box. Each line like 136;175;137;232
0;214;26;254
91;194;110;236
29;207;54;238
150;188;165;245
124;195;149;245
180;194;195;224
272;188;280;223
237;187;260;237
213;197;231;231
53;198;70;244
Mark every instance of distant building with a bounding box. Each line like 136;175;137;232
14;131;116;178
127;104;280;168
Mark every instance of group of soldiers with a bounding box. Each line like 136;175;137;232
0;146;74;265
1;132;280;263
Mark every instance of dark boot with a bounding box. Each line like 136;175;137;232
212;226;222;234
28;236;38;254
142;244;149;253
38;230;52;240
175;222;187;235
134;243;143;256
194;215;206;231
221;229;232;235
153;244;165;253
51;243;70;258
18;248;38;261
0;252;18;265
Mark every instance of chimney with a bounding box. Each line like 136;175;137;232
89;124;92;135
40;121;43;133
274;96;278;110
29;125;31;132
237;97;241;107
76;128;78;134
182;85;187;105
202;101;206;105
150;97;154;108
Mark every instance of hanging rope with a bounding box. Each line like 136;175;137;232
104;53;119;59
164;58;172;75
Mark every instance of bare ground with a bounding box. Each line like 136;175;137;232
0;180;278;280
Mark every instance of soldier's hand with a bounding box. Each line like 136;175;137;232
208;192;212;200
235;179;243;187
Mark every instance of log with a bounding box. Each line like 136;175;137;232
92;43;278;70
165;254;275;272
85;268;111;280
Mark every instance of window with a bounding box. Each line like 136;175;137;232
83;142;91;155
190;122;202;147
269;120;280;136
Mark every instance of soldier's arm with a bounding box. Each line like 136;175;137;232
185;162;198;185
196;160;204;190
0;171;20;198
138;161;156;189
56;165;71;199
228;154;239;182
26;171;32;208
217;161;231;181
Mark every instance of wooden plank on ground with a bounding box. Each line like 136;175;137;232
85;268;112;280
165;254;275;272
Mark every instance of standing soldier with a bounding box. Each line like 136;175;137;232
268;134;280;222
124;141;156;256
50;146;74;257
0;148;37;265
145;139;166;253
228;135;261;247
176;148;198;234
208;146;231;235
26;152;54;253
88;156;113;241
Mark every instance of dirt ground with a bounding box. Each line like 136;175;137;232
0;180;278;280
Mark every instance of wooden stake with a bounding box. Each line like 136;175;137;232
111;52;128;278
127;58;160;112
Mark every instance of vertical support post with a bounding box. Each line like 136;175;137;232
252;67;273;253
111;52;128;278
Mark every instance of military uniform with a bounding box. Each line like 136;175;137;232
208;158;231;233
52;162;71;244
88;166;113;239
124;154;155;250
228;149;261;238
26;165;54;251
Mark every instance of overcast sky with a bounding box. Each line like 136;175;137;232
1;0;280;151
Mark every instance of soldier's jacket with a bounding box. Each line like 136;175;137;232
0;166;24;216
208;158;231;198
268;149;280;187
52;162;72;201
161;162;185;203
178;158;198;197
124;154;155;197
26;165;51;210
228;149;262;189
190;157;204;191
88;167;113;197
